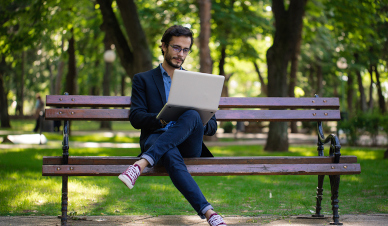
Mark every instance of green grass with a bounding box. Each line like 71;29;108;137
0;142;387;217
44;133;140;143
2;119;136;133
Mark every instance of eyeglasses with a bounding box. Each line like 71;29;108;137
169;45;192;55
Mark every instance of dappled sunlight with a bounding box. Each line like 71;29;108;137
209;145;265;156
0;147;27;153
378;204;388;212
57;147;141;156
225;175;278;184
148;183;176;192
12;190;51;207
33;153;44;161
1;173;61;213
289;146;317;156
342;150;382;160
342;175;361;182
65;178;109;214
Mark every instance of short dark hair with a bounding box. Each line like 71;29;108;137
160;25;194;55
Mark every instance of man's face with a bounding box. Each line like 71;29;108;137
163;36;192;69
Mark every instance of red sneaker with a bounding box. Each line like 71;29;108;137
118;164;141;189
208;213;227;226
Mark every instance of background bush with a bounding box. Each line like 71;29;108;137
338;111;388;146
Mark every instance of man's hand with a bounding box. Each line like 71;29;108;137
160;119;168;127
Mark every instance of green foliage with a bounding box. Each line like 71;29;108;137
221;121;234;133
338;111;388;146
1;0;387;124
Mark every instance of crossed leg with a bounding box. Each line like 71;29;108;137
119;110;222;221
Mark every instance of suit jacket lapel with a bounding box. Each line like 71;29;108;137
152;65;167;105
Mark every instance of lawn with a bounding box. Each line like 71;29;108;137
1;119;136;132
0;141;387;217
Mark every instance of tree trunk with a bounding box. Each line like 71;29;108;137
16;51;25;115
368;65;374;110
0;56;11;128
48;61;55;95
253;61;267;96
198;0;215;141
264;0;307;151
97;0;135;79
121;74;126;96
116;0;152;75
197;0;213;74
347;72;355;118
65;29;77;95
308;65;315;96
316;61;323;97
374;65;386;114
333;74;339;97
219;45;229;97
55;37;65;95
354;53;367;113
288;24;303;134
100;33;112;130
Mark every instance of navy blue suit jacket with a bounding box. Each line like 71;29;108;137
129;65;216;157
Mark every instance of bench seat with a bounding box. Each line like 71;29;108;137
43;156;360;176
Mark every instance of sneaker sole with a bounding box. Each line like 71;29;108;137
118;174;134;189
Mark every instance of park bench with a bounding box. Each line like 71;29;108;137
43;94;361;226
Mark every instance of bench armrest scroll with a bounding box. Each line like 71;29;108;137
317;121;341;163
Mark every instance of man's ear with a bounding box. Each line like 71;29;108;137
161;42;167;52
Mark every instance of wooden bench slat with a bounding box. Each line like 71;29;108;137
215;110;341;121
46;95;339;109
45;109;340;121
45;109;130;121
46;95;132;107
43;156;359;165
42;163;361;176
219;97;340;109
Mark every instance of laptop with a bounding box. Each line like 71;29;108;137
156;70;225;125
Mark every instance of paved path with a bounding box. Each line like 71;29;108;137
0;132;324;149
2;130;387;149
1;214;387;225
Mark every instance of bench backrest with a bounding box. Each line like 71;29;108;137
45;95;340;121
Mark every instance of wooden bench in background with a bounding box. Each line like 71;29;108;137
43;94;361;225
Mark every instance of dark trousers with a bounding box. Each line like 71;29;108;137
141;110;212;219
33;116;40;132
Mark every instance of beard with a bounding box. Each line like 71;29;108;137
165;48;185;68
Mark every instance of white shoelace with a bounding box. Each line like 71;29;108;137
208;214;226;226
125;165;140;183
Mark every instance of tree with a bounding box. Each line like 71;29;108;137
326;0;387;114
97;0;152;80
212;0;271;97
265;0;307;151
197;0;212;74
0;56;11;128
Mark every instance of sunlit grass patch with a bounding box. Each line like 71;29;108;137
0;172;61;215
3;119;137;134
44;133;140;143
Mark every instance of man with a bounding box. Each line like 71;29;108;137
118;25;227;226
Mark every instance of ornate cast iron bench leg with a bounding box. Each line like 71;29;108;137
329;175;342;225
61;176;68;226
312;175;325;218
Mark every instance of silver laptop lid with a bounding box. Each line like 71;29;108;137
167;70;225;110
